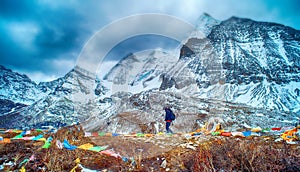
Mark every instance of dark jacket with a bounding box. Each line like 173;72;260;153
165;108;174;121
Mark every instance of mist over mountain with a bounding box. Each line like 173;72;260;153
0;14;299;132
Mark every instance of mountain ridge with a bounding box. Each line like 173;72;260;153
0;14;299;131
159;14;300;113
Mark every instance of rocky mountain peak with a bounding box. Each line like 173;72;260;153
0;65;34;84
0;65;46;105
103;49;178;90
195;13;221;37
173;16;300;113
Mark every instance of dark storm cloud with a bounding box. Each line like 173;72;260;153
0;0;88;80
0;0;299;82
33;8;83;58
0;0;38;19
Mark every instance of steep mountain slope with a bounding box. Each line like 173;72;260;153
1;14;299;131
103;49;178;94
79;15;300;132
161;15;300;113
0;65;47;105
83;89;299;133
0;66;107;128
0;99;27;116
195;13;221;37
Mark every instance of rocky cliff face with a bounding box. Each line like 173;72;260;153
161;15;300;114
0;66;107;128
103;50;178;94
0;65;47;105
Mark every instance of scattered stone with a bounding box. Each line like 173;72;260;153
286;140;298;145
161;159;167;168
145;139;151;143
275;138;283;142
186;145;196;150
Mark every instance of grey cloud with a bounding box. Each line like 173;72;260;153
0;0;88;76
0;0;299;82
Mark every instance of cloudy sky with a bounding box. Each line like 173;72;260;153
1;0;299;82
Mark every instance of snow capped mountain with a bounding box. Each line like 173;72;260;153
0;65;47;105
0;66;108;128
103;49;178;94
161;15;300;114
1;13;299;131
0;99;26;116
195;13;221;37
83;90;297;133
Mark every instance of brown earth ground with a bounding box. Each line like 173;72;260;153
0;125;299;171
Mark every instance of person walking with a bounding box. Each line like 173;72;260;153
164;107;175;133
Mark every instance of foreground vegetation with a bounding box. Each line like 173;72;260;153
193;137;299;171
0;125;299;171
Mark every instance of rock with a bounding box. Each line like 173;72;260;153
161;159;167;168
186;145;197;150
275;138;283;142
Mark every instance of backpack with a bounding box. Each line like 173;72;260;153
170;110;176;120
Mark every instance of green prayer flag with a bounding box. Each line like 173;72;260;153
35;129;43;132
136;133;144;137
42;141;51;149
98;132;105;136
88;146;107;152
12;134;23;139
212;131;221;136
262;128;271;132
20;158;29;165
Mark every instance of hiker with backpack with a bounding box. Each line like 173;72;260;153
164;106;175;133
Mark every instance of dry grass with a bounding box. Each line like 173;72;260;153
0;125;126;171
193;137;300;172
1;126;299;171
